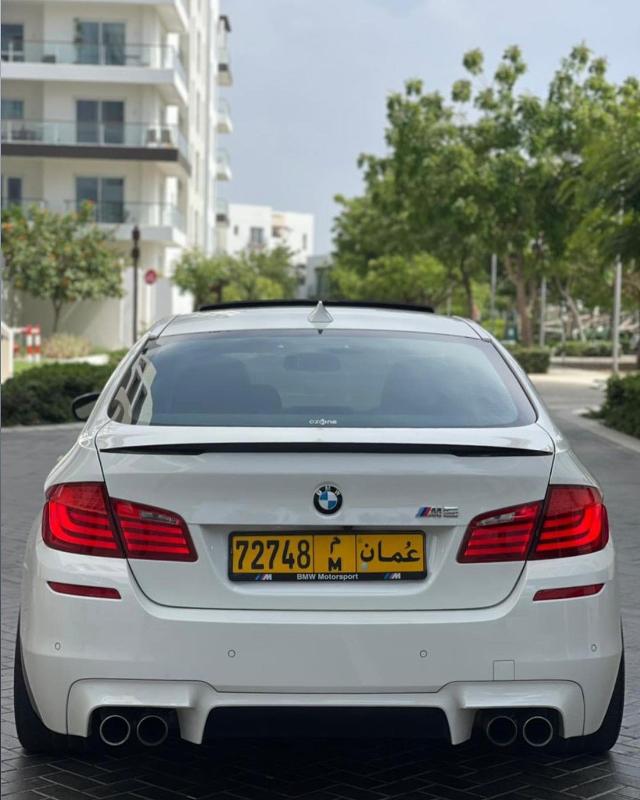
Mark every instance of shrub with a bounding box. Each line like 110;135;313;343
555;340;631;357
42;333;92;360
107;349;129;369
2;363;113;426
480;318;506;339
506;346;551;374
600;373;640;438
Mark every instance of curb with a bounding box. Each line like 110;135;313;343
567;409;640;455
3;422;83;433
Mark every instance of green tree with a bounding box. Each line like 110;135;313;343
173;245;298;310
333;82;489;317
331;253;450;308
1;202;123;331
333;44;637;345
568;81;640;305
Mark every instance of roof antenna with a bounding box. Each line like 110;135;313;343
307;301;333;333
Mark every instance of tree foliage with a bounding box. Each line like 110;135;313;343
332;43;640;345
1;202;123;331
172;245;299;310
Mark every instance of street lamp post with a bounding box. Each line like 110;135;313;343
490;253;497;320
539;276;547;347
131;225;140;345
612;255;622;376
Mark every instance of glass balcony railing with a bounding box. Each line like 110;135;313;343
216;149;231;172
64;200;185;231
217;45;232;85
1;40;185;81
2;120;188;161
215;197;229;223
1;197;47;210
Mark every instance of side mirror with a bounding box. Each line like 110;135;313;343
71;392;100;422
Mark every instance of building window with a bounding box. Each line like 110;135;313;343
74;21;125;65
76;100;124;144
1;24;24;61
76;176;125;223
249;227;265;248
1;98;24;120
2;177;23;207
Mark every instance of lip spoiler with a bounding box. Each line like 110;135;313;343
99;443;552;457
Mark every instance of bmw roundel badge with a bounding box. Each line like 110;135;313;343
314;484;343;515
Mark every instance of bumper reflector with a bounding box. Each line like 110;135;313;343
533;583;604;601
47;581;121;599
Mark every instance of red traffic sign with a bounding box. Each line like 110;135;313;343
144;269;158;285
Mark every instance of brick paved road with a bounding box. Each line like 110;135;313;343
2;379;639;800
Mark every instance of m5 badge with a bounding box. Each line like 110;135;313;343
416;506;459;519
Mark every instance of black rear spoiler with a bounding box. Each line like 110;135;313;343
100;443;552;457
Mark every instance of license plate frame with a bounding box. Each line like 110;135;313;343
228;531;426;582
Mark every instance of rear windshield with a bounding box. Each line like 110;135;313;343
108;330;536;428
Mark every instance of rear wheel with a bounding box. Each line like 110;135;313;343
555;650;624;755
14;628;85;755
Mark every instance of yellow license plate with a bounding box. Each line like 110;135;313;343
228;532;426;582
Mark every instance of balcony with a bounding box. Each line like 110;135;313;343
216;149;232;181
2;41;187;105
1;197;47;210
2;119;190;174
215;198;229;225
64;200;186;245
216;99;232;134
217;46;232;86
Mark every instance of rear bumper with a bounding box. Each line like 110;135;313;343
67;679;584;745
21;533;622;743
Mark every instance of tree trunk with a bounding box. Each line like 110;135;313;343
505;254;533;346
559;286;586;342
460;265;475;319
52;302;63;333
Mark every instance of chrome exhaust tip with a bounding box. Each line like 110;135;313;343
136;714;169;747
98;714;131;747
484;714;518;747
522;715;554;748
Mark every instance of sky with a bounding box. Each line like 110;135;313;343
222;0;640;254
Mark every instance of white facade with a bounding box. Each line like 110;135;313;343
1;0;233;348
218;203;314;295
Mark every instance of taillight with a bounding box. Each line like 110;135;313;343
530;485;608;559
457;485;608;564
111;498;196;561
43;483;123;557
457;501;542;563
43;483;196;562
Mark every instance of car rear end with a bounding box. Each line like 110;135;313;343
18;306;622;750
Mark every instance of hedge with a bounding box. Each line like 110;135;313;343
600;373;640;438
506;346;551;374
554;340;632;357
2;361;115;426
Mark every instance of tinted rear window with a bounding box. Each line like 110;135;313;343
108;330;536;428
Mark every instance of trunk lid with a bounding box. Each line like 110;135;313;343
96;422;554;611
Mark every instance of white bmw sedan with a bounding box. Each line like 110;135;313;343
15;302;623;755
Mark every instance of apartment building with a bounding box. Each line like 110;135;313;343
217;202;314;295
1;0;232;348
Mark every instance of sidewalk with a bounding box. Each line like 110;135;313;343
532;367;640;455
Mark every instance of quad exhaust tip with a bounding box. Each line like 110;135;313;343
484;714;518;747
522;715;554;748
98;714;131;747
136;714;169;747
